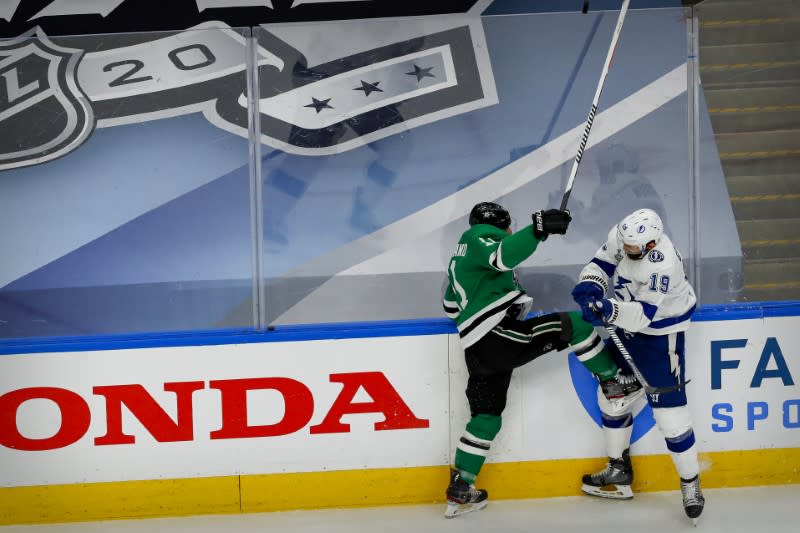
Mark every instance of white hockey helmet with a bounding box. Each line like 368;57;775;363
617;208;663;258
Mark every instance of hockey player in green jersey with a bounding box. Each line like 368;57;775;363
442;202;641;518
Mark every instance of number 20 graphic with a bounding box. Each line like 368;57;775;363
102;44;217;87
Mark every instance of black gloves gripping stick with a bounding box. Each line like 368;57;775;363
532;209;572;240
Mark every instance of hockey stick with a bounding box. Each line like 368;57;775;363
560;0;630;211
603;323;687;395
590;302;687;394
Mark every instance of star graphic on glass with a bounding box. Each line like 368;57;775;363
405;65;435;82
353;80;384;96
304;97;333;113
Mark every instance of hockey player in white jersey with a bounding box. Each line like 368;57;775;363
571;208;705;523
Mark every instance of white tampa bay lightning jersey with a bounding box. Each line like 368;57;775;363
578;227;697;335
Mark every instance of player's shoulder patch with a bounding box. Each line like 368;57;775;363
648;249;665;263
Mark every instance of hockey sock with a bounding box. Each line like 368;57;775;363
454;414;501;483
653;407;700;479
598;388;634;458
567;311;618;380
667;432;700;480
602;415;634;459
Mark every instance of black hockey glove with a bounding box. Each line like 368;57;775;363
532;209;572;240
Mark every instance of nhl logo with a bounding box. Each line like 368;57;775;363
0;19;494;168
0;28;94;171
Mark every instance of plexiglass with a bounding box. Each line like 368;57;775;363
0;26;256;338
254;8;723;326
4;3;783;342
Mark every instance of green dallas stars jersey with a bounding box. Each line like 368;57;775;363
442;223;543;348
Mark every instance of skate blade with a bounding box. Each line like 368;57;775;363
444;499;488;518
581;483;634;500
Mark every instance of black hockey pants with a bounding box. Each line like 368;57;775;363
464;312;571;417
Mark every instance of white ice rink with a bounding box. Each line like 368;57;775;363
2;485;797;533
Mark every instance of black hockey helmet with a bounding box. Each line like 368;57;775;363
469;202;511;230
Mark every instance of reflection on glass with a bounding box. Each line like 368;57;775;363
3;7;771;341
0;28;255;339
559;143;669;240
254;9;715;325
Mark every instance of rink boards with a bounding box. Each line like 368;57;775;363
1;307;798;524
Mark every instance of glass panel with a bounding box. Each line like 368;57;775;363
0;26;255;338
255;7;705;325
695;0;800;303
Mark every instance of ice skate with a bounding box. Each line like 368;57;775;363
600;371;644;411
581;448;634;500
444;468;488;518
680;475;705;525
